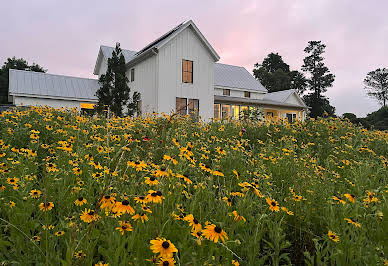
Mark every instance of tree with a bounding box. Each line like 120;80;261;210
96;43;130;117
253;53;307;94
302;41;335;118
364;68;388;107
0;57;46;104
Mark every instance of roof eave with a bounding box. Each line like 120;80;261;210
125;48;158;69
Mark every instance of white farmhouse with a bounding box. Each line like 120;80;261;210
8;20;307;122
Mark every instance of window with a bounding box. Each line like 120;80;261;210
231;105;240;120
266;112;274;117
131;68;135;82
214;104;221;119
182;60;193;83
286;113;297;123
176;97;187;115
244;91;251;98
223;89;230;96
222;104;230;119
188;99;199;118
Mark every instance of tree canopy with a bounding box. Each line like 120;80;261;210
364;68;388;107
253;53;307;94
0;57;46;104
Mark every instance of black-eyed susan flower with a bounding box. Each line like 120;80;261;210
55;231;65;237
344;193;355;203
95;262;109;266
80;209;100;223
39;202;54;212
183;214;202;232
281;207;294;216
328;230;339;243
113;200;135;215
149;237;178;257
266;197;280;212
229;211;246;222
115;221;133;235
9;201;15;208
32;235;41;242
146;190;165;204
232;259;240;266
145;176;159;186
74;250;86;259
202;224;228;243
158;256;175;266
73;167;82;175
344;218;361;228
99;195;116;210
46;163;58;172
75;197;87;206
154;167;169;178
30;189;42;199
191;230;204;245
332;195;346;205
232;170;240;179
134;196;148;204
7;177;19;185
132;213;149;223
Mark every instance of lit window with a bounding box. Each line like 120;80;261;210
231;105;240;120
222;104;230;119
188;99;199;118
214;104;221;119
182;60;193;83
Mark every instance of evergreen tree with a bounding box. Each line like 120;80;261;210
301;41;335;118
0;57;46;104
96;43;130;117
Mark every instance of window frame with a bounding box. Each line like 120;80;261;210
131;68;135;82
182;59;193;83
223;89;230;96
176;97;187;115
188;99;199;118
244;91;251;98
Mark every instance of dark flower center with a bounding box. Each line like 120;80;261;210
162;241;170;249
122;226;127;230
214;226;222;233
163;261;170;266
151;192;158;197
33;191;38;194
350;194;355;198
139;196;145;200
227;198;231;202
156;191;162;196
193;218;199;224
78;197;83;201
161;167;166;171
88;210;95;215
122;200;129;205
271;202;276;206
104;196;110;199
196;231;202;236
150;177;156;181
44;202;50;207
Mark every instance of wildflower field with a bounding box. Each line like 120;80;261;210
0;107;387;266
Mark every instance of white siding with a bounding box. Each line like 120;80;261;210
14;96;96;110
284;93;303;106
98;58;108;77
157;27;215;120
214;88;265;100
127;56;158;113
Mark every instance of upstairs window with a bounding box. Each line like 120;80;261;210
182;60;193;83
131;68;135;82
244;91;251;98
223;89;230;96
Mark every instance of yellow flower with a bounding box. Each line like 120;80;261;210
7;177;19;185
229;211;246;222
149;237;178;257
344;218;361;228
39;202;54;212
80;209;100;223
115;221;133;235
146;190;165;204
158;256;176;266
132;213;149;223
266;197;280;212
202;224;228;243
99;195;116;210
183;214;202;232
55;231;65;237
75;197;87;206
328;230;339;243
113;200;135;215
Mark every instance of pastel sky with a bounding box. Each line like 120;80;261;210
1;0;387;116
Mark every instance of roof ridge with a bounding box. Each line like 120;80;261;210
9;69;98;81
216;62;245;68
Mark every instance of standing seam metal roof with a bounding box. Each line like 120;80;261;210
9;69;99;101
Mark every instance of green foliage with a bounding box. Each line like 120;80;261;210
302;41;336;118
0;107;387;265
96;43;139;117
0;57;46;104
342;107;388;131
253;53;307;94
364;68;388;107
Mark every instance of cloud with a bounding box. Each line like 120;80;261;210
0;0;386;117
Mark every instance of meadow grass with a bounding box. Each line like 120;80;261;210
0;107;387;265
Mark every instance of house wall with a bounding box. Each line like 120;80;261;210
157;27;215;120
284;93;303;106
214;87;265;100
13;96;96;110
127;56;158;113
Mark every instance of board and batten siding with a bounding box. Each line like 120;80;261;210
214;88;265;100
13;96;96;110
127;55;158;113
157;27;215;120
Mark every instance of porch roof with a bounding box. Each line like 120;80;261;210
214;95;307;109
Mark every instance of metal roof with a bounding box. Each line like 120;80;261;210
214;95;307;109
100;45;137;63
214;63;267;92
9;69;99;101
263;89;294;102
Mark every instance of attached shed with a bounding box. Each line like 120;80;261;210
8;69;99;110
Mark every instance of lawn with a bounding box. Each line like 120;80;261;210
0;107;387;265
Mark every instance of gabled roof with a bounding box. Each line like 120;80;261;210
9;69;98;101
214;63;267;92
214;95;306;109
264;89;307;108
94;20;220;74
